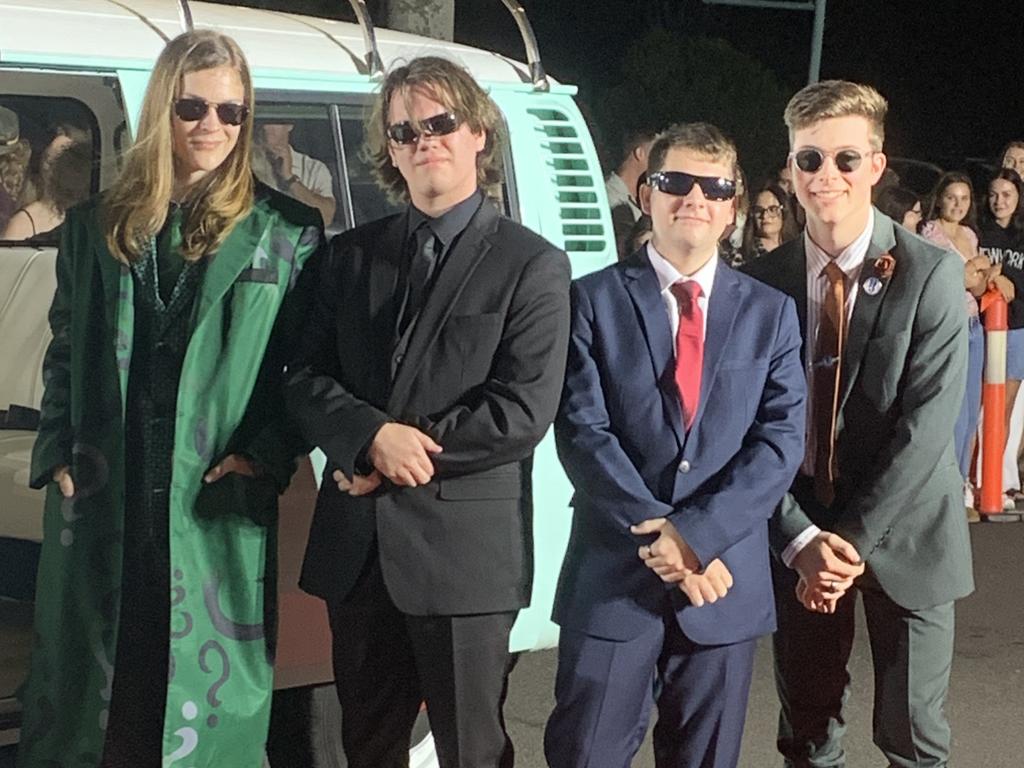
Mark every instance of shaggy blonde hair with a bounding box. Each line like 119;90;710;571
784;80;888;152
364;56;505;203
104;30;255;263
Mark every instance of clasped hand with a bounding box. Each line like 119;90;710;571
631;517;733;608
335;423;443;495
791;531;865;614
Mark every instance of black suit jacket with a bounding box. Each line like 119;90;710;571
745;210;974;610
285;200;572;615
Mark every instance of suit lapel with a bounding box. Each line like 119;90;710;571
369;213;405;337
839;212;898;410
193;208;270;330
386;203;497;412
777;239;809;362
622;251;686;449
687;262;744;441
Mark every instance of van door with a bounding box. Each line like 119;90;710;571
0;67;126;747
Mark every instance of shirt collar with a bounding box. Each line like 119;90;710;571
646;241;718;299
805;207;875;279
407;188;483;247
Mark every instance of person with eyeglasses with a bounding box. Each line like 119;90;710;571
741;182;800;263
284;56;570;768
745;80;973;768
545;122;805;768
18;31;324;767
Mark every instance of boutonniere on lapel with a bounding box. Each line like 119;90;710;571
862;251;895;296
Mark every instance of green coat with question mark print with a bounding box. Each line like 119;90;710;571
19;183;323;768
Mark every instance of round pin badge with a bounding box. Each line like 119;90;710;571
863;276;883;296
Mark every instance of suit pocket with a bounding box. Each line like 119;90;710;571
859;330;910;408
444;312;505;390
437;466;521;500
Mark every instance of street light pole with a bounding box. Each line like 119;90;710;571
702;0;827;85
808;0;827;84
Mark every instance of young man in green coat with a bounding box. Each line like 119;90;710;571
19;31;323;768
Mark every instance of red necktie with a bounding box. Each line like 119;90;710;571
671;280;704;429
813;261;847;506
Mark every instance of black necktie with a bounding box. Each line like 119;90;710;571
399;223;438;336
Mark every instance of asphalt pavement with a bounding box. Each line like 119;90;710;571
504;521;1024;768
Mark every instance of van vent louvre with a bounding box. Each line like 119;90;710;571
527;108;607;254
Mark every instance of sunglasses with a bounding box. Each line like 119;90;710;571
752;204;784;217
173;98;250;126
386;112;460;145
647;171;736;201
792;147;871;174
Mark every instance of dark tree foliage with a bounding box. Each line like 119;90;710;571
599;29;790;184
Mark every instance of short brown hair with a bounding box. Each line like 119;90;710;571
646;122;738;179
784;80;888;151
365;56;505;202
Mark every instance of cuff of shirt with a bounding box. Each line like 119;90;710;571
781;524;822;568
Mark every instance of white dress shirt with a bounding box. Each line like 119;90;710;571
782;209;875;567
606;172;642;222
646;241;717;339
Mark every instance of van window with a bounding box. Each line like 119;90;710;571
0;96;99;243
252;101;343;232
336;105;402;228
0;70;124;246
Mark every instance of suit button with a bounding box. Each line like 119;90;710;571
395;353;404;365
678;460;691;474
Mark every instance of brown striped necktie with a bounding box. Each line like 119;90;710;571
813;260;847;506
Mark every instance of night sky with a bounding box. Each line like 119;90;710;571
226;0;1022;168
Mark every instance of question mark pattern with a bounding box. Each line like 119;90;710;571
91;637;114;731
202;576;265;642
162;700;200;768
171;569;194;644
198;639;230;729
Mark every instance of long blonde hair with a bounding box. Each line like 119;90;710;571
104;30;255;263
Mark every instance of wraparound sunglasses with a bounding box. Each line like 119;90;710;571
647;171;737;201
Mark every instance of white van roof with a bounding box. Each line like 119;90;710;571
0;0;550;87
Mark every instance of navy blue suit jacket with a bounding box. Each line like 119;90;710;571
552;249;806;644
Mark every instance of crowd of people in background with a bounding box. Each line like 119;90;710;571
606;137;1024;523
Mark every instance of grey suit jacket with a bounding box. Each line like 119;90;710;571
745;209;975;610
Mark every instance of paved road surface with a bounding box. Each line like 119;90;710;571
1;523;1017;767
505;522;1024;768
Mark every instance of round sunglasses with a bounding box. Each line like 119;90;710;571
792;147;873;174
647;171;737;201
386;111;460;145
173;97;250;127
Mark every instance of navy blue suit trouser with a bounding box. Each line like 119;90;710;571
545;602;757;768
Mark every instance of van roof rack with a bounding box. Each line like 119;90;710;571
175;0;194;33
347;0;385;80
498;0;549;92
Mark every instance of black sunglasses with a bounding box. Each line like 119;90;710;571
174;98;250;126
792;148;870;174
647;171;737;201
386;112;460;145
